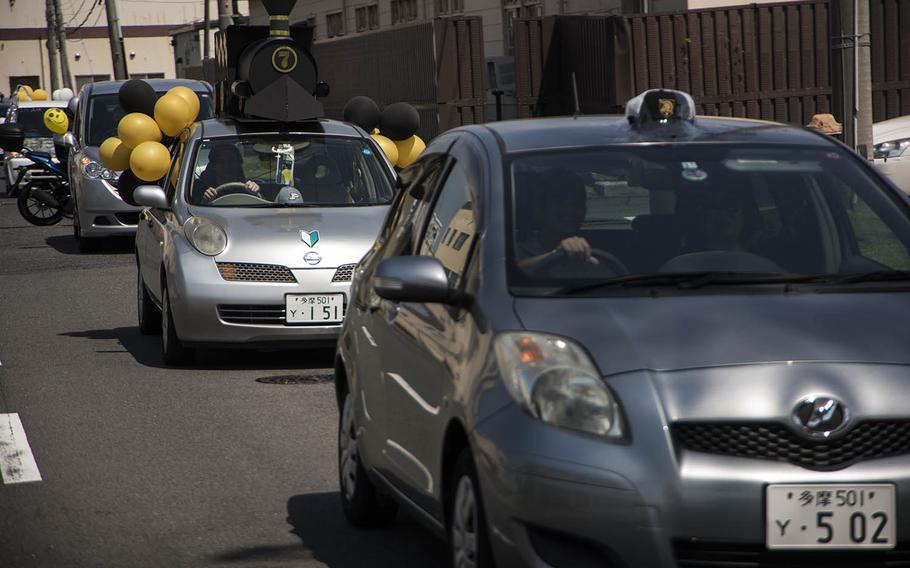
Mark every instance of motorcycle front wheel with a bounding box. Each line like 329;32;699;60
17;183;65;226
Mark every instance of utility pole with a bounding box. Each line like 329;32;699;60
45;0;61;92
105;0;129;80
53;0;74;89
855;0;873;160
217;0;233;30
204;0;211;59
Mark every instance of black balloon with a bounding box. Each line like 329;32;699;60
343;96;381;133
118;79;158;116
116;169;143;206
379;102;420;141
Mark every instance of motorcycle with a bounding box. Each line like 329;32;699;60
12;147;73;226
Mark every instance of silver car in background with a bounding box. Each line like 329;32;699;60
335;90;910;567
68;79;212;252
134;118;394;365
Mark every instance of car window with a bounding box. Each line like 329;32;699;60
85;92;212;147
187;135;394;208
507;144;910;290
419;161;476;288
164;141;186;205
10;107;55;137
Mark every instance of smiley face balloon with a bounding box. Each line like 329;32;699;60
43;108;69;135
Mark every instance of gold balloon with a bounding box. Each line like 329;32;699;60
371;134;398;166
394;135;426;168
154;94;193;137
31;89;48;101
118;112;161;149
167;86;200;123
129;141;171;182
16;86;32;101
43;108;69;135
99;137;132;171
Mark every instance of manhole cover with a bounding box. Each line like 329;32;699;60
256;374;333;385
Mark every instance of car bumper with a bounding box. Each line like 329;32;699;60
168;248;350;346
76;177;140;237
874;157;910;195
472;375;910;568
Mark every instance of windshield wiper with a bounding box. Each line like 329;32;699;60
555;272;820;295
825;271;910;284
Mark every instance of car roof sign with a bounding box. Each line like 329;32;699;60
626;88;697;127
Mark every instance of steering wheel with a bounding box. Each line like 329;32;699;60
208;182;269;205
526;246;628;277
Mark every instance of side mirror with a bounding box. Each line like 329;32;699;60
374;256;455;304
62;132;76;148
133;185;169;209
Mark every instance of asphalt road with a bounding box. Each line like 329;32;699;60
0;196;448;567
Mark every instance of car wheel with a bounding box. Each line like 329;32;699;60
137;268;161;335
449;449;495;568
338;391;398;526
161;283;193;365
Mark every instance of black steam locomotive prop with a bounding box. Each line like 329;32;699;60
209;0;329;122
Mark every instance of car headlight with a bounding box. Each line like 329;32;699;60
184;216;227;256
494;332;624;438
873;138;910;160
81;158;119;180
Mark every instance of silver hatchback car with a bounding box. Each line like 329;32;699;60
134;118;394;364
335;90;910;567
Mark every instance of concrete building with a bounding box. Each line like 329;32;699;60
0;0;249;97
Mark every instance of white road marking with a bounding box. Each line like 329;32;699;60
0;413;42;484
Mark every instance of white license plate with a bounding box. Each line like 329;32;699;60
766;484;896;549
285;294;345;324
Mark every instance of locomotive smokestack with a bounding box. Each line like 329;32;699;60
262;0;297;37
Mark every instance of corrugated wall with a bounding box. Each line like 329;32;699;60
313;17;485;141
870;0;910;122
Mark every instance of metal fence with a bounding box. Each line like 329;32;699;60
515;0;910;125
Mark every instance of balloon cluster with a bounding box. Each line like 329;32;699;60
343;97;426;168
16;86;72;103
96;79;200;204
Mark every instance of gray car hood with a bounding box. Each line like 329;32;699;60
514;291;910;376
189;205;388;269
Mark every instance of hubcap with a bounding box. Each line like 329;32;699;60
452;476;478;568
339;395;358;501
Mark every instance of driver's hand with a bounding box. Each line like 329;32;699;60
245;180;260;195
203;186;218;201
557;237;599;264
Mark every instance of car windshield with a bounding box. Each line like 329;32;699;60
508;144;910;292
187;135;395;207
11;107;56;137
85;91;212;146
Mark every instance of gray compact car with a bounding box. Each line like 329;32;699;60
134;118;394;364
335;89;910;567
68;79;213;252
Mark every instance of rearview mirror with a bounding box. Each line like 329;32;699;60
133;185;169;209
374;256;455;304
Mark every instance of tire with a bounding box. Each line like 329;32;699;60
338;391;398;526
137;267;161;335
17;184;65;226
161;283;193;365
449;449;495;568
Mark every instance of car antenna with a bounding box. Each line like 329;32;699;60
572;72;582;119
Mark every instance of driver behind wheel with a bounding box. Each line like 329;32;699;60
194;143;260;202
516;169;615;276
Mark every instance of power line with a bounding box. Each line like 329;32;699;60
67;0;91;25
68;0;101;35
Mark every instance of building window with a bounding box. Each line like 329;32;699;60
326;11;345;37
391;0;418;24
437;0;463;15
356;4;379;31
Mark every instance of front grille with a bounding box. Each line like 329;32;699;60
673;421;910;471
115;212;140;225
675;541;910;567
217;304;285;325
217;262;297;283
332;263;357;282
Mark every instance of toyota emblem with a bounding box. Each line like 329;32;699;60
792;396;849;439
